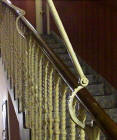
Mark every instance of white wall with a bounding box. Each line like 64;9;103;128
0;59;8;140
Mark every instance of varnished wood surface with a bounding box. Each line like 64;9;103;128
49;1;117;90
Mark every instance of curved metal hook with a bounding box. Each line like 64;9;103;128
16;10;26;38
68;86;85;129
2;0;26;38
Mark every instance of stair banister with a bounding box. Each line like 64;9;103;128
46;0;90;128
1;0;117;139
47;0;89;87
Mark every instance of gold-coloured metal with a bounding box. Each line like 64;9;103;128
54;74;60;140
70;119;76;140
18;22;24;112
78;104;86;140
38;53;43;139
48;67;54;140
24;36;30;128
86;125;101;140
35;46;39;140
30;36;36;140
9;10;14;87
68;86;85;129
14;15;19;99
61;83;68;140
44;60;49;140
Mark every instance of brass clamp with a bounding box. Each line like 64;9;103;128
68;77;89;129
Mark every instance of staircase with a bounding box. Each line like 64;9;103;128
1;1;117;140
42;32;117;125
41;33;117;140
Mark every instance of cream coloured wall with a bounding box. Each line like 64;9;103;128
0;59;9;140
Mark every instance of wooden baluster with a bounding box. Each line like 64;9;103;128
70;118;76;140
0;15;5;63
4;7;7;70
14;16;19;99
9;10;14;87
43;60;49;140
1;9;4;63
3;6;7;66
48;67;54;140
32;41;40;140
5;8;8;71
18;22;24;112
86;124;101;140
6;8;10;80
78;104;86;140
16;19;22;100
2;7;6;68
38;52;44;139
0;5;5;61
54;74;60;140
0;3;4;29
0;14;2;59
35;46;39;140
30;38;35;140
25;35;32;130
69;92;76;140
23;34;30;128
60;83;68;140
8;9;11;81
12;14;17;89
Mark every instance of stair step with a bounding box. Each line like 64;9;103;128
86;75;95;85
50;32;64;43
59;53;71;60
86;84;104;96
52;47;67;54
105;108;117;123
69;66;90;75
48;43;65;49
42;34;57;44
64;60;74;67
94;94;117;109
69;67;76;75
42;33;117;128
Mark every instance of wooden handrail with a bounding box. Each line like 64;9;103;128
1;1;117;139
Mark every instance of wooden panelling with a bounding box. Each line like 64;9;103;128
49;1;117;90
11;0;36;26
8;94;20;140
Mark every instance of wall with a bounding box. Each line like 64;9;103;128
0;59;8;140
10;0;117;89
49;1;117;90
0;59;21;140
11;0;36;26
8;94;21;140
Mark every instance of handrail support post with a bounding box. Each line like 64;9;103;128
47;0;89;87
